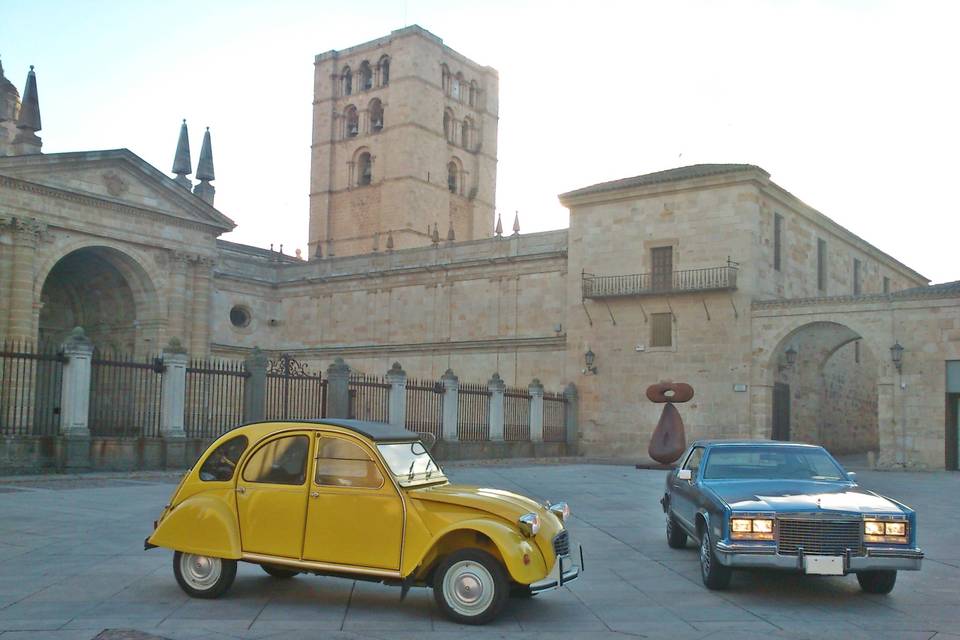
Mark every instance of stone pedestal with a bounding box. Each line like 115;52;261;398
243;347;268;422
441;369;459;441
488;373;505;442
160;341;188;438
326;357;351;418
386;362;407;428
529;378;544;443
59;327;93;469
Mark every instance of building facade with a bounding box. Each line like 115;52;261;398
1;27;958;469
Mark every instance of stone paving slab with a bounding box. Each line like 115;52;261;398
0;464;957;639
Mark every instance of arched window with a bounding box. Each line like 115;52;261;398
443;109;453;142
452;72;464;100
461;117;472;149
441;64;450;94
359;61;373;91
469;81;478;108
357;152;372;186
344;105;359;138
342;66;353;96
369;99;384;133
447;161;458;194
378;55;390;87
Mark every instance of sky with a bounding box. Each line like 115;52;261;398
1;0;957;282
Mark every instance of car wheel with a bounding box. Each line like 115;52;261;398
261;564;299;579
698;529;732;590
433;549;509;625
173;551;237;599
857;570;897;594
666;515;688;549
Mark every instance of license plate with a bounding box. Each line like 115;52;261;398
804;555;844;575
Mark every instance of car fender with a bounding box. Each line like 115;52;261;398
147;490;241;559
409;518;548;585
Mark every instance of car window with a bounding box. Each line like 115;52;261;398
314;438;384;489
703;446;845;480
683;447;704;474
377;441;446;487
242;435;309;485
199;435;248;482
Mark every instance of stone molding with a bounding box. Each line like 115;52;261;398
753;288;960;310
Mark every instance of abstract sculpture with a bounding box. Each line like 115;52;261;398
647;382;694;464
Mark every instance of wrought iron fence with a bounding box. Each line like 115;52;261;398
265;354;327;420
185;358;248;438
405;378;443;438
0;341;64;436
582;265;738;299
89;350;163;437
348;373;390;422
457;381;490;441
504;385;531;441
543;390;568;442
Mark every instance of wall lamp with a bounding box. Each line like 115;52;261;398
583;348;598;375
890;342;904;374
778;345;798;373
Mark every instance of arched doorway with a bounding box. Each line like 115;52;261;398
769;321;879;456
38;246;157;353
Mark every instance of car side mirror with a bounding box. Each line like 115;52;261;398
846;471;857;482
677;469;692;481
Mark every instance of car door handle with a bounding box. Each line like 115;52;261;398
236;486;246;495
309;491;320;498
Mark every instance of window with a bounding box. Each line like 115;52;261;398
855;340;861;364
357;152;372;186
229;305;251;328
469;81;478;108
853;258;862;295
344;105;359;138
447;161;458;194
242;435;309;485
461;117;472;149
441;64;450;93
442;109;453;142
682;447;704;474
817;238;827;292
341;66;352;96
369;99;384;133
883;276;890;294
773;213;783;272
199;435;248;482
359;61;373;91
650;312;672;347
378;55;390;87
452;72;463;100
651;246;673;291
315;438;383;489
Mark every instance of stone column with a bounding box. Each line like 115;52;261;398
488;373;506;441
6;218;44;341
243;347;268;422
165;252;190;345
529;378;544;443
326;357;351;419
563;383;579;450
189;256;214;357
441;368;459;441
59;327;93;470
386;362;407;428
160;339;188;468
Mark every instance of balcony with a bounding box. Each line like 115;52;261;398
582;265;738;299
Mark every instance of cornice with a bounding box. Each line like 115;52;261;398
752;288;960;310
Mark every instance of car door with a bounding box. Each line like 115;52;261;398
236;431;311;558
301;434;404;570
669;446;705;534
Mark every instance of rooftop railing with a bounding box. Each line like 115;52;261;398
582;264;738;299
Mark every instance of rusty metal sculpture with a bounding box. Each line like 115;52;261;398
647;382;694;464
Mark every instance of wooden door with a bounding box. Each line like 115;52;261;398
651;247;673;292
772;383;791;441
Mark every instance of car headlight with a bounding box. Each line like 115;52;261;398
730;517;774;540
864;519;908;544
518;513;540;537
549;502;571;523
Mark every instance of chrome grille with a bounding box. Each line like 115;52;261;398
777;517;863;556
553;530;570;556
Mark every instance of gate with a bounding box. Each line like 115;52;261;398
265;354;327;420
457;382;490;441
89;350;164;437
405;378;443;438
504;385;531;441
0;341;64;436
348;373;390;422
772;382;791;441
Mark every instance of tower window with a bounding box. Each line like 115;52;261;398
379;56;390;86
358;152;372;186
344;105;359;138
883;276;890;294
369;99;384;133
469;81;478;108
773;212;783;272
461;117;472;149
441;64;450;94
817;238;827;292
443;109;453;142
853;258;862;295
342;67;353;96
447;161;458;194
359;61;373;91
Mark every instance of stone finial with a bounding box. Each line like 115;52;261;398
512;211;520;235
431;223;440;245
172;119;192;189
314;243;323;259
164;337;187;354
66;326;89;343
386;230;394;251
495;213;503;237
387;361;405;377
327;356;350;375
11;65;41;154
193;127;215;205
530;377;541;386
446;220;455;243
441;368;458;383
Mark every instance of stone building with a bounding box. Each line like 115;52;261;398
1;27;958;469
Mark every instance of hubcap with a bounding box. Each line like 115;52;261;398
442;560;495;617
700;535;711;575
180;553;222;591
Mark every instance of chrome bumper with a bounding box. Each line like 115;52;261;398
714;541;923;572
528;546;582;593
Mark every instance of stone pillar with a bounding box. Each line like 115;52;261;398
243;347;268;422
166;252;190;346
563;383;579;450
386;362;407;428
488;372;506;441
160;339;188;438
6;218;44;341
326;357;351;419
529;378;544;443
441;368;459;441
59;327;93;470
189;257;214;357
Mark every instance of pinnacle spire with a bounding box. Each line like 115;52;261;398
447;219;455;243
171;119;192;189
431;222;440;245
512;211;520;235
10;65;41;154
193;127;216;205
495;213;503;237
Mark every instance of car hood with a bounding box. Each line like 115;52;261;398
408;483;546;521
705;480;905;515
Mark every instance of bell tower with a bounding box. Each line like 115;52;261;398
309;26;499;258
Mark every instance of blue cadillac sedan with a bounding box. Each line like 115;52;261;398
661;441;923;593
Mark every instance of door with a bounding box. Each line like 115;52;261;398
947;394;959;471
302;435;404;570
651;246;673;292
670;446;705;532
236;432;311;557
772;382;791;441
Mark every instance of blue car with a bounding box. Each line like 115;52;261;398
661;440;923;593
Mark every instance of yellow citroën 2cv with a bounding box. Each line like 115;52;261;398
145;419;580;624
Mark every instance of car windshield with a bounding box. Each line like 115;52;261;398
377;441;446;486
703;446;846;481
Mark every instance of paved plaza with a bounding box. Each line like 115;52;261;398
0;463;957;640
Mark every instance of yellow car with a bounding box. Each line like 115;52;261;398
145;419;580;624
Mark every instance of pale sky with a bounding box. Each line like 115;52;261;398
1;0;957;283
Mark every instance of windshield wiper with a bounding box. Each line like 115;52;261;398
407;459;416;481
423;458;434;479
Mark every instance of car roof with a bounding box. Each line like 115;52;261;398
693;439;823;449
232;419;421;443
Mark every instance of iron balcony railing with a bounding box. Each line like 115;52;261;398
582;265;738;299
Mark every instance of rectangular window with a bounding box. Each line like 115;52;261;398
883;276;890;294
853;258;862;295
650;313;673;347
817;238;827;292
774;213;783;272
